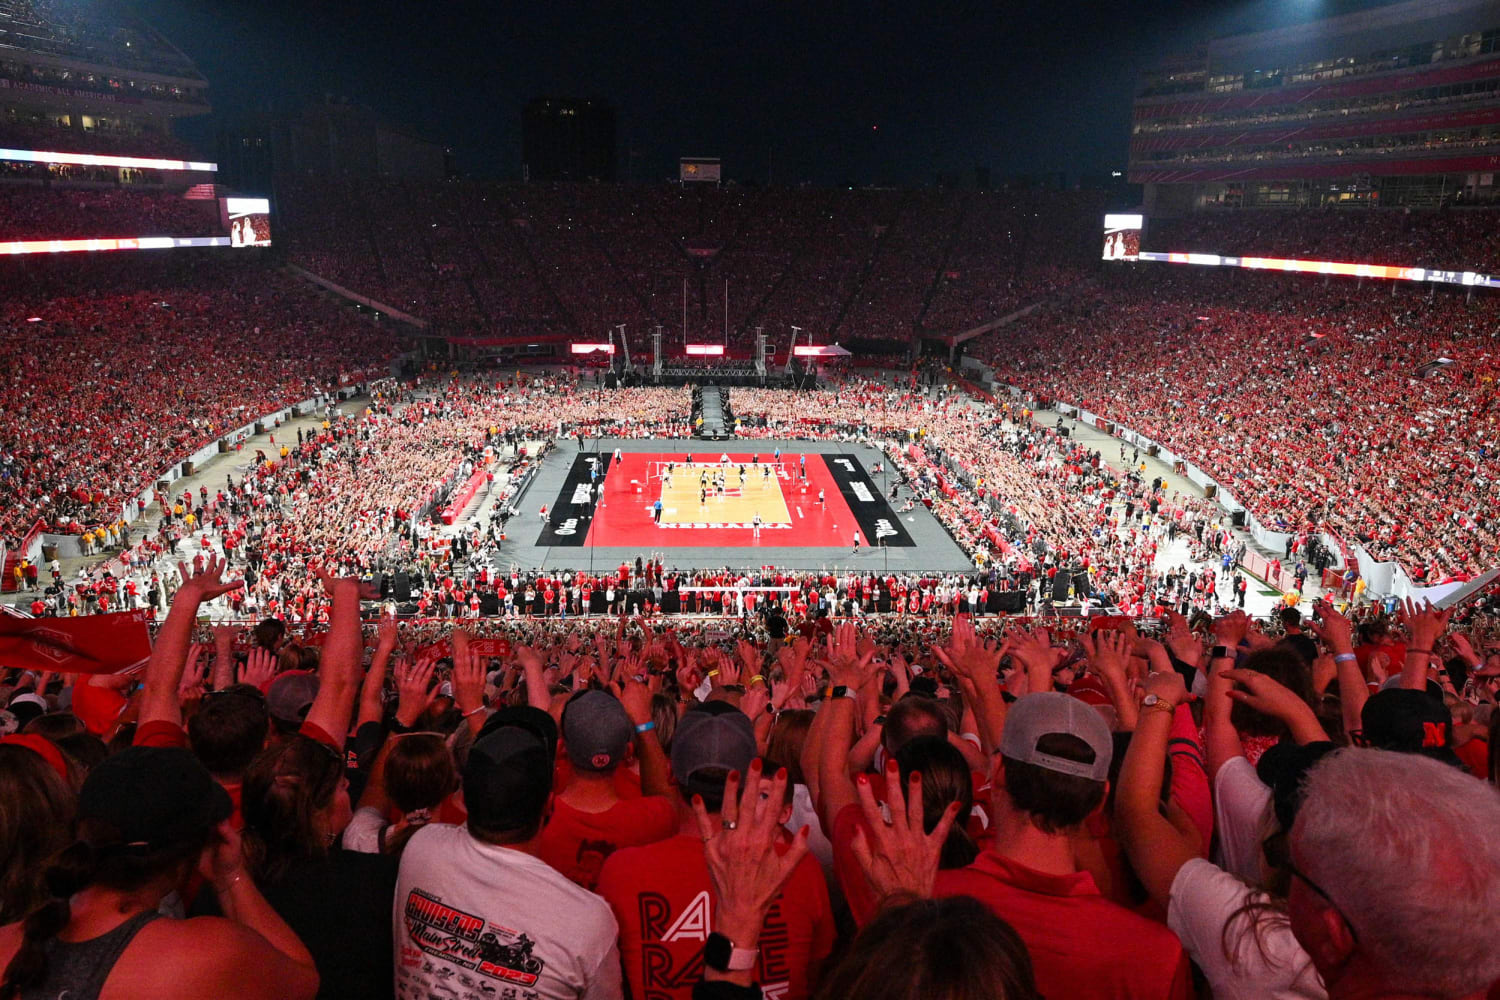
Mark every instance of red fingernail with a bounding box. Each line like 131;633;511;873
857;773;869;786
776;767;788;780
728;770;740;783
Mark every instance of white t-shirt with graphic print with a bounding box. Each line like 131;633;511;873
393;823;622;1000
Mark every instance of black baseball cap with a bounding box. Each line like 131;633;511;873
465;709;557;834
78;747;232;851
477;705;558;757
1360;689;1465;769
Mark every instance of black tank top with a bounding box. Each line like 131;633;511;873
20;909;160;1000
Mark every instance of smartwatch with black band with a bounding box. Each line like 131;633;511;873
704;931;759;972
1211;645;1232;661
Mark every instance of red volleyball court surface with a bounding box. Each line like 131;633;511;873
586;452;867;549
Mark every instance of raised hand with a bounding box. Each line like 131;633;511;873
515;644;545;676
693;760;809;951
1306;599;1355;654
822;621;875;689
1221;668;1314;728
931;613;1002;682
393;654;439;727
177;643;208;706
178;553;244;601
850;759;960;901
1140;668;1187;709
239;646;278;689
1212;609;1251;647
314;565;379;601
741;682;771;722
376;616;400;651
715;651;743;688
1080;629;1133;684
1007;626;1061;672
451;629;486;720
736;639;761;678
1449;632;1482;669
1397;597;1452;653
615;673;652;727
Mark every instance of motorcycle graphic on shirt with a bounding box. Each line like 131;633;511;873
403;888;547;987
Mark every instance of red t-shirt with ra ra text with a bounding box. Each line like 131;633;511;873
597;833;834;1000
536;795;676;890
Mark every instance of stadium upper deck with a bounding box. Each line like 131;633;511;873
0;0;208;162
1132;0;1500;209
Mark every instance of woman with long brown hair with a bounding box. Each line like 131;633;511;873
0;741;75;926
0;746;317;1000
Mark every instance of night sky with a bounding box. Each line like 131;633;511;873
136;0;1398;186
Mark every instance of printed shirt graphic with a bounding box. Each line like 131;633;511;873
596;834;834;1000
394;824;622;1000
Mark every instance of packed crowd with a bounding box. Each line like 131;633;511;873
4;558;1500;999
277;180;1103;351
33;370;1261;630
973;266;1500;578
0;255;406;550
0;188;221;242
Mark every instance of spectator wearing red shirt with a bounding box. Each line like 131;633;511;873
934;693;1192;999
598;702;834;1000
536;689;675;890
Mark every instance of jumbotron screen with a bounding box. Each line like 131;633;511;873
0;196;271;255
225;197;272;248
0;147;270;255
1102;214;1142;261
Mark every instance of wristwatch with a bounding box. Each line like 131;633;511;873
1141;693;1176;716
704;931;760;972
1210;645;1232;661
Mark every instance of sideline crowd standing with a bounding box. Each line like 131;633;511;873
4;556;1500;998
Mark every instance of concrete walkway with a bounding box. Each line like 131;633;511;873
6;398;366;614
1034;405;1323;615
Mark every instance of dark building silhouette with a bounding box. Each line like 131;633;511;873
522;98;616;182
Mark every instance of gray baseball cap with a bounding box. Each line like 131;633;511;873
671;702;756;798
999;692;1113;782
562;690;635;772
266;670;319;726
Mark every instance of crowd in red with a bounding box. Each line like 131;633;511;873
0;187;221;242
0;255;405;550
49;371;1252;631
276;180;1103;354
972;266;1500;579
4;559;1500;1000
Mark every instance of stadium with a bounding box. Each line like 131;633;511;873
3;0;1500;998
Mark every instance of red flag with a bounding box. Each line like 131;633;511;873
415;637;512;662
1088;615;1138;635
0;610;152;674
